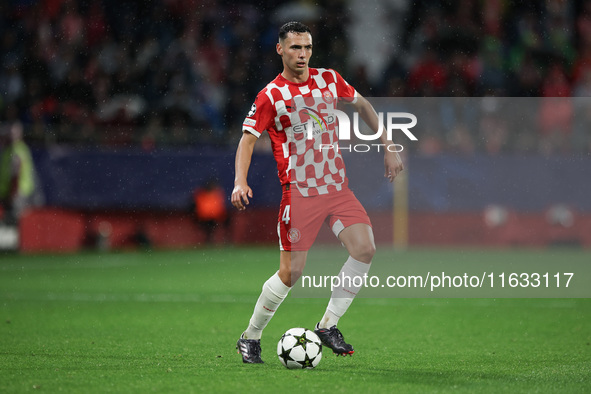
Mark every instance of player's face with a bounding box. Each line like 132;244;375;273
277;32;313;76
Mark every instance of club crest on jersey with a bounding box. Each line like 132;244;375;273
322;90;334;104
248;103;256;117
287;228;301;243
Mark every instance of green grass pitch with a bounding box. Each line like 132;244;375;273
1;247;590;393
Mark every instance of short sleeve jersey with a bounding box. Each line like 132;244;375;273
242;68;357;197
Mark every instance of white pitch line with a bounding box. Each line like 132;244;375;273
0;292;580;308
0;259;182;272
0;292;257;304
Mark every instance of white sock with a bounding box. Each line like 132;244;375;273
319;256;371;329
243;271;291;340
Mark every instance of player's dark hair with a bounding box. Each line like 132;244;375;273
278;21;311;41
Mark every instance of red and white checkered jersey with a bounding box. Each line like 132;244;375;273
242;68;357;196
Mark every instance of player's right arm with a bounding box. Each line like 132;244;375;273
231;132;257;210
232;88;274;210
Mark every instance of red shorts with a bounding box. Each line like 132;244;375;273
278;185;371;251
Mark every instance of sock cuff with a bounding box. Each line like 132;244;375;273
344;255;371;274
266;271;291;296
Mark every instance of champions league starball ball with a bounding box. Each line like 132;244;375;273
277;328;323;369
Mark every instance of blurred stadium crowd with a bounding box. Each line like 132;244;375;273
1;0;591;154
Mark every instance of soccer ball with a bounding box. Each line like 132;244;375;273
277;327;322;369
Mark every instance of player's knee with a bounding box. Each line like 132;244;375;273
290;267;304;284
279;265;303;287
352;241;375;263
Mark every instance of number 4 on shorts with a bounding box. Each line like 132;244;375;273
282;205;290;224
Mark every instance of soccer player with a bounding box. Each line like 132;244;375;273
232;21;403;363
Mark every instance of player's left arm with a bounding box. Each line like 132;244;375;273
351;94;404;182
